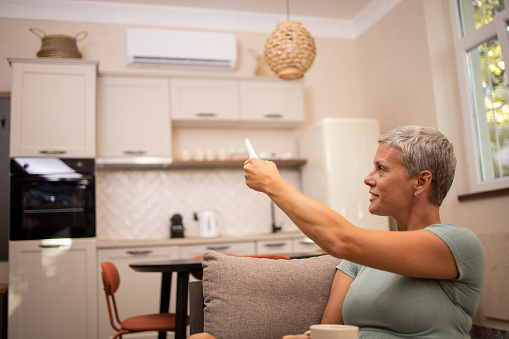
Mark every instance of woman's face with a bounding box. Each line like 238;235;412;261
364;143;416;217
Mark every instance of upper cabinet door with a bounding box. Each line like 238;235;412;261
239;80;305;127
97;76;171;158
9;59;97;157
170;78;239;125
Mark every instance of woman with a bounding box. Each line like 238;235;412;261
192;126;485;338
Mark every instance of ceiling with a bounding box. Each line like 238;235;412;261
86;0;376;21
1;0;402;39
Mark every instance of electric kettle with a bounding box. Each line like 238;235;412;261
194;210;223;238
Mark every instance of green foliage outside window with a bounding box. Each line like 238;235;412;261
472;0;504;30
470;38;509;178
459;0;505;34
462;0;509;179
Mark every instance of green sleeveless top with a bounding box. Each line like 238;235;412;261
338;224;485;338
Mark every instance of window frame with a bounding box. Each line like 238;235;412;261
450;0;509;193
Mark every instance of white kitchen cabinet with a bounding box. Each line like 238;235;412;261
170;78;239;125
8;238;97;339
179;241;256;258
9;58;97;157
292;237;321;253
170;77;304;128
239;79;304;127
256;239;293;255
97;246;180;339
97;76;172;164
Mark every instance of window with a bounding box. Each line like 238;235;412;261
452;0;509;192
458;0;504;34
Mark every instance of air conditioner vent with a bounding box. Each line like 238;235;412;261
126;28;237;69
131;56;232;68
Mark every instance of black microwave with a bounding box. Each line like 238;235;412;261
10;158;96;241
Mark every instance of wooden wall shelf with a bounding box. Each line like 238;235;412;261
171;159;307;169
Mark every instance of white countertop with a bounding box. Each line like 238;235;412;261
97;231;310;249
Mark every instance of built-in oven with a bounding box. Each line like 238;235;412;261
9;157;95;240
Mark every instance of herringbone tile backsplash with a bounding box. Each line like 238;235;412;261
96;168;300;240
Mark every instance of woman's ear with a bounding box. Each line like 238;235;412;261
414;171;432;196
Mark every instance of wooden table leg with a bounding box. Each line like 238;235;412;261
175;272;190;339
158;273;172;339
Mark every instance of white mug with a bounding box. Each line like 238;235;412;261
308;324;359;339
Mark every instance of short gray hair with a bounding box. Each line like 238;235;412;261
377;126;456;206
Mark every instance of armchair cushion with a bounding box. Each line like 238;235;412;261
201;250;341;339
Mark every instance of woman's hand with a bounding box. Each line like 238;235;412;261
244;158;281;194
282;333;310;339
187;333;216;339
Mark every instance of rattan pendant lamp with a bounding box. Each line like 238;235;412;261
264;0;316;80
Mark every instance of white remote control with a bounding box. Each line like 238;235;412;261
244;138;258;158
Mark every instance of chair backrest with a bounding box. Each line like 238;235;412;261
101;261;120;295
100;261;123;332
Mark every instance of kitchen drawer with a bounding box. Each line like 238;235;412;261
179;241;256;258
293;237;320;253
100;245;180;260
256;239;292;255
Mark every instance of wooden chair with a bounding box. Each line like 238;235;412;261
100;261;188;339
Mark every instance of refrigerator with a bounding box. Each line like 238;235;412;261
299;118;389;231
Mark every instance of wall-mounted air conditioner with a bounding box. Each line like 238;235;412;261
126;27;237;69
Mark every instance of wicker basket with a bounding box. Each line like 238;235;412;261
264;21;316;80
30;28;87;59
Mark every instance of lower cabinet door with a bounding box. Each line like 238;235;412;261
8;238;97;339
97;246;179;339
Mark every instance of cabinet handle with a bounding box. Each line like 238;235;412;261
206;245;230;251
39;244;65;248
263;242;286;247
126;250;153;255
299;241;315;245
123;150;147;155
195;112;217;118
39;149;66;154
263;113;283;119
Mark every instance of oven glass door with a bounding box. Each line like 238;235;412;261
10;176;96;240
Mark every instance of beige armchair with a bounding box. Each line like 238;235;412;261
189;251;341;339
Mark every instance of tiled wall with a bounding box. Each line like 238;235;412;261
96;168;301;240
477;233;509;322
